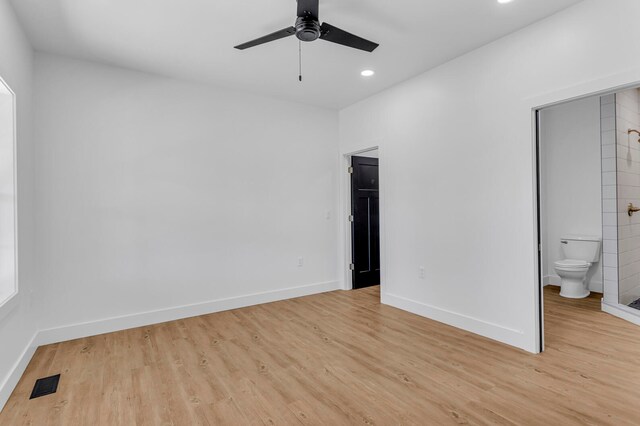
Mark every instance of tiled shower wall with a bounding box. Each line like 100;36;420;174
601;94;618;305
614;89;640;306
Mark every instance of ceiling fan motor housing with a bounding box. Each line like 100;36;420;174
295;16;320;42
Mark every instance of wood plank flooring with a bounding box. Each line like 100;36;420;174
1;286;640;425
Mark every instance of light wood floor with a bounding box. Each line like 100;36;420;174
2;287;640;425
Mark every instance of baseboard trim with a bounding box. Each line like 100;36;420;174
602;301;640;326
36;281;340;346
381;292;530;352
0;332;38;412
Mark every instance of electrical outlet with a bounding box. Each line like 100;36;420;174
298;257;304;267
419;266;425;279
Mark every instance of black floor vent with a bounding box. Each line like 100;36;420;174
630;298;640;311
30;374;61;399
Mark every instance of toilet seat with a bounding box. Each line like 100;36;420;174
554;259;590;271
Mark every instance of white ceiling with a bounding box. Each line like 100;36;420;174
10;0;582;109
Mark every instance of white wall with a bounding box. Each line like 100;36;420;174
33;53;339;340
0;0;36;410
340;0;640;352
615;89;640;305
540;96;603;292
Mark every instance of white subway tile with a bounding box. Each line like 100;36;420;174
617;172;639;187
604;253;618;268
602;212;617;226
619;236;640;252
603;225;618;239
601;94;615;105
603;239;618;254
601;102;616;119
601;130;616;145
617;144;640;159
620;262;640;280
602;117;616;132
602;185;617;199
602;171;617;186
616;185;639;199
604;280;619;299
618;247;640;266
618;104;639;124
602;158;616;172
619;274;640;293
619;224;632;240
602;199;617;213
602;143;616;159
604;267;619;281
616;157;640;173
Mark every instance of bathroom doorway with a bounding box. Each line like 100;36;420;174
537;95;605;349
536;86;640;350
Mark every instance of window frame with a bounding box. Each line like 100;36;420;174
0;74;18;320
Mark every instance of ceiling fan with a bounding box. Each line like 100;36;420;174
234;0;379;53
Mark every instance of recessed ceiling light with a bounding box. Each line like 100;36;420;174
361;70;375;77
497;0;513;3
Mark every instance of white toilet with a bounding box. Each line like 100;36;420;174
554;235;601;299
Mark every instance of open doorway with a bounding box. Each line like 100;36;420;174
350;152;380;289
344;148;381;291
536;95;604;351
536;86;640;351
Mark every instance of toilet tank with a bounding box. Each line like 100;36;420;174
560;235;602;262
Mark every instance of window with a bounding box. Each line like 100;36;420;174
0;76;16;309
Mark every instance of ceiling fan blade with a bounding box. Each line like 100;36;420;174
319;22;378;52
234;27;296;50
297;0;319;19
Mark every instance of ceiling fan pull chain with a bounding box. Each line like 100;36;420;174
298;40;303;82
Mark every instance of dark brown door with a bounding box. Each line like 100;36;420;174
351;156;380;289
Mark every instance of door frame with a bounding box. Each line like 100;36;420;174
530;71;640;353
534;109;544;352
340;146;385;293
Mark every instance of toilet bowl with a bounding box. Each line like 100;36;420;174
554;259;591;299
554;235;601;299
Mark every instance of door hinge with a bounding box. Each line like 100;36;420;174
349;263;355;271
348;166;354;174
348;215;354;222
